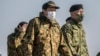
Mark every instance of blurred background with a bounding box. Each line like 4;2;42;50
0;0;100;56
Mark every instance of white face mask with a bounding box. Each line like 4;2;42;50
47;11;56;19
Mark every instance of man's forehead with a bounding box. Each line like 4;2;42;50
47;7;56;10
73;9;83;12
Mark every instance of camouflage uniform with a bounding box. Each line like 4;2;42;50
61;18;89;56
7;32;25;56
21;12;71;56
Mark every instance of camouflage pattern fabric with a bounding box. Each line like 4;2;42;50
7;32;25;56
21;12;71;56
61;18;89;56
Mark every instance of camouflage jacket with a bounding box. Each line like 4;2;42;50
7;32;25;56
61;18;89;56
22;12;71;56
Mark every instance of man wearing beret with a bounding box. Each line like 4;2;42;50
61;4;89;56
21;1;71;56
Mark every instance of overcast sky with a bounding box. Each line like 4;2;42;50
0;0;100;56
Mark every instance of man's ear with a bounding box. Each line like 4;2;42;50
18;25;22;31
42;9;46;13
18;25;21;29
42;9;48;16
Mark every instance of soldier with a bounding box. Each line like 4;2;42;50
7;21;28;56
61;4;89;56
21;1;71;56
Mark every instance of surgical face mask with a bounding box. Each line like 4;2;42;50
76;14;84;22
47;11;56;19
